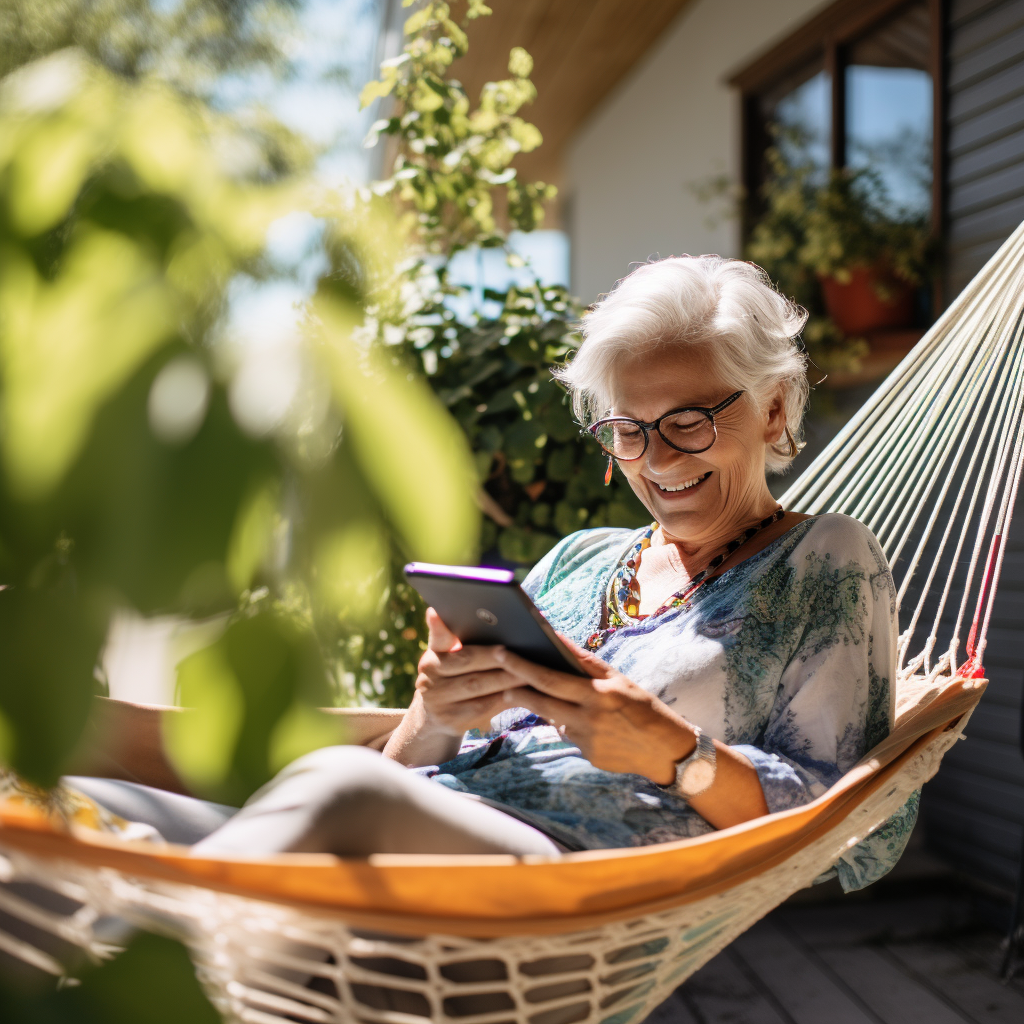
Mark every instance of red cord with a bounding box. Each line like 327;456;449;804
960;535;1000;678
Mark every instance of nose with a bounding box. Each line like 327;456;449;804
643;430;690;477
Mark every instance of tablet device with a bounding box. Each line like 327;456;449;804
403;563;588;676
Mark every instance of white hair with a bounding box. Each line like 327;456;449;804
554;256;809;474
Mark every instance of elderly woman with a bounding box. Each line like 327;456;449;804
72;256;913;891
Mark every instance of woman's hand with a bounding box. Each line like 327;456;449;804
414;609;520;739
382;608;515;768
491;643;694;784
497;643;771;828
400;613;694;783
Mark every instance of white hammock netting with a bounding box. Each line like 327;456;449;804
2;220;1023;1024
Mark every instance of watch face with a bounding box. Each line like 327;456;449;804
679;758;716;796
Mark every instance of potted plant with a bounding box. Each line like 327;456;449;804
747;145;935;371
799;168;933;335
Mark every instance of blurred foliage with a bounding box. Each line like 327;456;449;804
0;51;478;793
0;931;220;1024
339;2;648;706
0;0;299;96
0;0;316;179
360;0;557;255
167;606;337;805
746;141;936;372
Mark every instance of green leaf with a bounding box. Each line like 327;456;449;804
313;520;388;625
317;296;479;564
8;108;99;234
47;355;276;615
0;931;222;1024
508;47;533;79
546;446;576;482
227;481;280;594
0;579;107;787
360;74;396;110
165;638;243;795
167;610;328;805
0;233;174;501
269;700;347;775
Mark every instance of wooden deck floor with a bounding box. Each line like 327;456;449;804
646;880;1024;1024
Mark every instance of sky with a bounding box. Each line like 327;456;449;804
215;0;383;185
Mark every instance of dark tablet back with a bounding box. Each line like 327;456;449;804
403;563;586;676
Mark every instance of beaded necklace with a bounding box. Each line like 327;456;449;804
585;506;786;651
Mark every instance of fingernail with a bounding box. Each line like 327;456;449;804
494;646;506;662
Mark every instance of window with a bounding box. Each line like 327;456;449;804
760;60;831;178
734;0;942;233
846;4;933;217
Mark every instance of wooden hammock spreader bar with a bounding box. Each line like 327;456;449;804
0;678;984;938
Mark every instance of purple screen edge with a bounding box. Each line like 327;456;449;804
404;562;515;585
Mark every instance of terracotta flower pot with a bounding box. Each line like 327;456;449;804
819;265;916;336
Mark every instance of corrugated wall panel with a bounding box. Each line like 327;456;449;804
948;125;1024;183
944;0;1024;298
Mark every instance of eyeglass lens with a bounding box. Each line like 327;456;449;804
594;411;714;459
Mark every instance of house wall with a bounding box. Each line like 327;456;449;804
945;0;1024;296
920;0;1024;891
563;0;830;302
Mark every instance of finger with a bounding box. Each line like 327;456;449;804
468;691;511;731
432;643;507;678
426;607;461;653
417;646;507;688
426;692;506;737
447;692;508;733
502;687;584;728
493;647;593;703
417;668;519;704
557;633;614;678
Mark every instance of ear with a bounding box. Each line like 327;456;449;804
763;388;787;446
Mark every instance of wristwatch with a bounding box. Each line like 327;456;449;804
661;726;717;798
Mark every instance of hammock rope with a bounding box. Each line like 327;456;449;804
2;219;1024;1024
783;218;1024;682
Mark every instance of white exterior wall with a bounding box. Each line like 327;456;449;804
565;0;829;301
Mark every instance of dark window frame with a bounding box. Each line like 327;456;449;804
729;0;946;248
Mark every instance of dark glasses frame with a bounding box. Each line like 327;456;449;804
586;391;745;460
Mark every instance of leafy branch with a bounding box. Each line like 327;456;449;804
360;0;556;254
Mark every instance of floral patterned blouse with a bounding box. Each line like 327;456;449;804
419;514;918;892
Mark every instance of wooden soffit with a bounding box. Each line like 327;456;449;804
449;0;695;193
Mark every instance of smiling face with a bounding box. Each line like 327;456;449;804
604;343;786;549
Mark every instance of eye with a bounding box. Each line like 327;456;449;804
614;421;643;437
664;412;706;432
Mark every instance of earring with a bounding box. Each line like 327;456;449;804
784;426;799;459
604;456;614;486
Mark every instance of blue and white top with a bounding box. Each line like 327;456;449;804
419;514;917;891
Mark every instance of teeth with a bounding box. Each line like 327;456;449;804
659;474;707;493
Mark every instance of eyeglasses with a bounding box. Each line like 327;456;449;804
587;391;745;460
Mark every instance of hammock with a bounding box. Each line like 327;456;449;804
2;219;1023;1024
